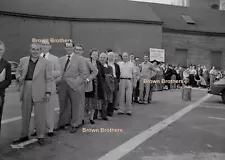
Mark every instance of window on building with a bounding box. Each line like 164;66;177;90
182;15;195;24
175;48;188;67
211;51;222;69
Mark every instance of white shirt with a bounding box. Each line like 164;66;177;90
108;61;116;77
67;52;74;61
119;61;136;78
40;52;50;59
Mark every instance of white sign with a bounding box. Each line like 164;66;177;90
220;0;225;10
149;48;165;62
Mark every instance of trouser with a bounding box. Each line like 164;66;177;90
118;79;132;113
107;78;119;116
46;93;59;132
80;85;85;121
21;81;46;139
0;95;5;137
133;80;139;101
139;78;150;102
148;83;154;102
58;80;83;128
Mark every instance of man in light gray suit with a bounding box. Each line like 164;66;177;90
13;43;53;145
74;44;98;124
57;42;88;133
40;40;61;136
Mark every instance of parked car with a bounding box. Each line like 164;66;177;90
208;78;225;103
9;61;18;79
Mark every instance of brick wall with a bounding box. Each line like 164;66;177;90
162;32;225;69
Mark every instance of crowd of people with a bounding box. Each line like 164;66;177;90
0;39;223;146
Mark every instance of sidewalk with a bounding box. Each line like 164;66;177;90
0;89;207;160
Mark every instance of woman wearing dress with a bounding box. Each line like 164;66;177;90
85;49;106;124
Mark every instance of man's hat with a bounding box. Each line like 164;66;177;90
151;59;160;65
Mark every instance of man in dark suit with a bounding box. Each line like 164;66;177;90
0;41;12;136
107;52;120;117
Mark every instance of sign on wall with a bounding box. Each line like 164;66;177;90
149;48;165;62
220;0;225;10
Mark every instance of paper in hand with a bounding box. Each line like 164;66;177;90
0;69;6;82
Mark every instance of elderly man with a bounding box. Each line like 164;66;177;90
107;52;120;117
0;41;12;136
14;43;53;145
57;42;88;133
74;44;98;124
118;52;137;115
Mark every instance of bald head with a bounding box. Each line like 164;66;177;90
107;52;115;62
99;52;107;65
0;41;5;57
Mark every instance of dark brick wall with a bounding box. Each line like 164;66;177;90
0;15;162;62
162;32;225;69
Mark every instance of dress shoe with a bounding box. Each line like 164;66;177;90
89;119;95;124
47;132;55;137
37;138;51;146
13;137;29;144
118;112;124;115
102;117;108;121
69;127;77;133
126;113;132;116
31;132;37;136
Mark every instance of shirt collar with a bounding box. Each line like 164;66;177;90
67;52;74;58
41;52;49;58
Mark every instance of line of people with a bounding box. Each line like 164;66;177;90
0;40;159;146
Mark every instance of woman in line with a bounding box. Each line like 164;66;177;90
85;49;106;124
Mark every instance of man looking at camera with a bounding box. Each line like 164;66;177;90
13;43;53;145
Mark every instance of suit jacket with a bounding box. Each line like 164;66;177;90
59;54;88;91
84;58;98;92
0;58;12;96
16;57;53;102
46;53;61;94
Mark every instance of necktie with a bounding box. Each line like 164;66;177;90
43;54;46;58
64;56;71;72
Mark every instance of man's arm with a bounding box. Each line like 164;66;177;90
132;64;137;87
86;59;98;81
45;61;53;93
16;59;22;80
0;62;11;90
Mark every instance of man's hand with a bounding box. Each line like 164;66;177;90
17;77;24;84
133;82;137;88
84;78;90;83
45;93;51;102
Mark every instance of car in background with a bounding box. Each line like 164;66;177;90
9;61;18;79
208;78;225;103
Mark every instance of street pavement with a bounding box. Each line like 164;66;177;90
1;87;224;160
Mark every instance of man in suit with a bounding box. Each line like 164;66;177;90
74;44;98;124
0;41;12;136
107;52;120;117
57;42;88;133
40;40;61;136
13;43;53;145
